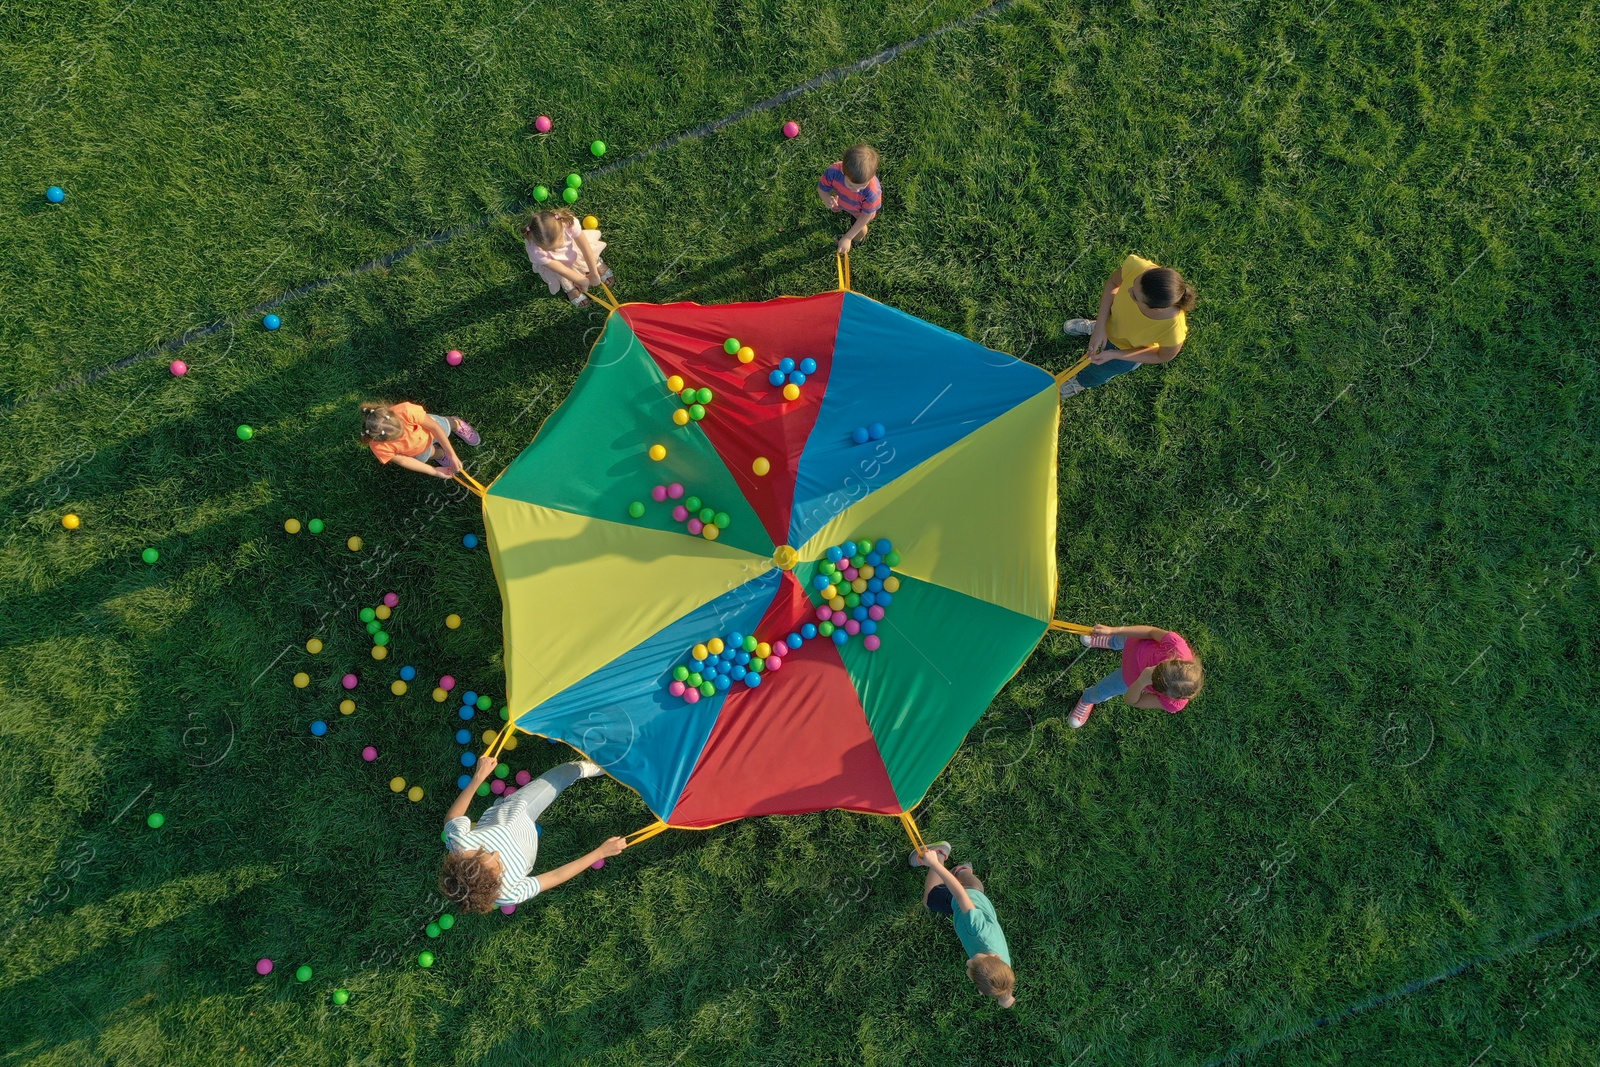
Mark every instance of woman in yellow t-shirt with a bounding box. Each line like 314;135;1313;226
1061;254;1195;397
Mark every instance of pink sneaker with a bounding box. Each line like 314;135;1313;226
1079;633;1115;649
1069;698;1095;729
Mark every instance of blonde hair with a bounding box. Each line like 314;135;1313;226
843;144;879;184
523;209;576;251
358;400;402;443
970;955;1015;1000
1151;657;1205;700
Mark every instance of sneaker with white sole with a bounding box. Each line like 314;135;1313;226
1063;318;1096;336
1080;633;1114;649
1069;698;1095;728
1060;378;1086;399
909;841;952;867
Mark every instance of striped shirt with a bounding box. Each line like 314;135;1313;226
444;793;544;905
818;164;882;217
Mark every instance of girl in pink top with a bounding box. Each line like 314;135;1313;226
1070;624;1204;728
523;209;612;306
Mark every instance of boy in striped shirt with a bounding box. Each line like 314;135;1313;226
818;144;882;255
439;757;626;913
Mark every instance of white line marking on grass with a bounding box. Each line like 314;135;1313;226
250;644;294;687
248;246;290;289
111;783;152;824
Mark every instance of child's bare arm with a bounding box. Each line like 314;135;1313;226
531;836;628;893
444;757;498;823
923;850;976;913
392;455;451;478
1091;624;1169;641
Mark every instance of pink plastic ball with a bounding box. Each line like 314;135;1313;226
341;673;359;690
590;857;605;870
503;786;516;796
490;779;506;794
843;567;859;581
687;518;704;535
515;770;532;786
816;606;833;621
534;115;552;133
501;903;516;915
362;745;377;762
863;635;881;651
844;619;861;635
446;349;463;366
651;485;668;503
169;359;188;377
766;655;784;672
672;505;689;522
783;121;800;139
868;605;885;621
684;688;701;704
382;592;399;607
440;675;455;691
669;680;686;697
256;959;274;975
667;483;684;499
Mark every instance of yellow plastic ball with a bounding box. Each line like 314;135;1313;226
736;346;755;364
672;409;690;426
503;733;519;750
666;375;685;393
484;729;498;746
707;638;725;655
432;687;447;703
822;584;837;600
692;643;708;661
61;513;81;530
374;605;391;621
389;777;406;793
859;565;875;580
407;786;424;802
755;642;771;659
782;383;800;401
306;638;323;654
284;518;301;534
293;672;310;688
648;444;667;461
445;613;462;630
391;680;408;696
851;578;868;594
883;576;901;592
829;596;846;611
347;536;363;552
582;215;599;230
371;644;388;660
752;457;770;476
340;699;355;715
702;524;720;540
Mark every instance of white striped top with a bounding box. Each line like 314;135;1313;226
445;793;543;905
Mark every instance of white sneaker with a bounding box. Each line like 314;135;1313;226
1060;378;1086;399
1063;318;1096;336
576;760;605;779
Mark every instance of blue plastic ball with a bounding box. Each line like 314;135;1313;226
459;706;475;720
463;534;479;549
789;372;807;386
400;665;417;681
826;546;843;563
866;552;882;567
458;774;472;789
455;728;471;744
689;658;706;672
875;539;893;555
800;358;817;374
263;314;281;331
878;592;893;606
786;633;803;649
779;358;796;373
46;186;65;203
813;573;831;590
801;623;818;639
310;720;328;736
714;659;730;676
461;751;477;767
768;370;786;387
735;650;750;666
463;690;478;707
727;633;744;647
729;665;747;681
867;579;883;593
862;592;878;606
851;427;870;445
744;672;762;688
714;675;731;691
861;620;877;635
868;423;885;440
831;629;850;646
721;648;737;661
852;606;869;621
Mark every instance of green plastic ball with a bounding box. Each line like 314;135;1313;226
820;561;837;575
845;592;861;608
679;388;696;404
359;607;376;623
850;555;866;569
365;620;381;635
687;672;703;687
699;681;715;697
742;635;758;652
308;519;325;534
426;922;441;938
688;404;705;421
499;707;509;720
856;539;874;556
818;621;835;637
495;762;510;779
628;501;646;519
296;965;313;982
476;695;492;710
418;951;434;968
533;185;550;202
566;173;582;189
141;547;159;564
885;550;901;566
476;782;490;796
374;631;390;647
749;657;765;672
236;425;254;441
673;665;690;682
332;989;349;1005
713;512;730;529
146;812;165;828
438;913;455;930
698;508;715;524
590;141;606;156
684;496;702;512
562;188;578;203
695;387;713;405
723;338;740;354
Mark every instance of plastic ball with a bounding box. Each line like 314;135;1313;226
348;536;363;551
405;785;422;802
783;121;800;138
500;903;516;914
698;507;715;524
832;629;850;645
374;632;391;649
673;407;690;427
651;485;669;503
883;576;901;592
818;621;835;637
57;512;81;531
768;370;786;387
533;185;550;201
311;720;328;736
687;518;704;535
562;187;578;203
856;539;873;556
494;763;510;779
667;483;684;499
706;637;725;655
236;424;255;441
439;912;456;930
455;728;471;745
147;812;165;828
365;620;381;636
263;314;281;331
789;372;807;386
800;358;818;374
885;550;902;567
649;444;666;461
864;635;881;651
628;501;646;519
688;403;705;421
867;423;886;441
687;672;704;688
418;952;435;968
591;140;606;156
701;524;720;541
713;512;730;529
826;546;844;563
683;688;700;704
399;664;416;680
292;672;309;689
766;655;784;671
459;751;477;768
361;745;378;762
861;620;878;635
170;359;188;377
446;349;464;366
666;375;685;392
446;613;462;629
440;675;456;691
256;959;274;976
744;672;762;688
851;426;870;445
669;680;686;697
714;674;731;691
752;456;771;476
333;989;350;1005
782;383;800;401
46;186;65;203
749;656;765;673
787;633;803;649
737;345;755;363
671;505;689;522
692;643;709;661
340;699;355;714
535;114;552;132
844;619;861;636
341;673;359;690
868;605;886;621
729;664;746;681
566;173;582;189
878;592;894;606
295;964;313;982
390;776;406;792
694;386;712;405
724;337;741;355
426;921;441;938
583;215;598;229
458;705;474;721
779;358;796;374
801;623;818;639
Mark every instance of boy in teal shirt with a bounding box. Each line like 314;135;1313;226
912;842;1015;1007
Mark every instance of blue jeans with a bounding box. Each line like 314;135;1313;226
1082;634;1129;703
1076;343;1142;390
417;414;453;464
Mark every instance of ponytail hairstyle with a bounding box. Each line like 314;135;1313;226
522;209;577;251
1151;657;1205;700
1136;266;1197;313
358;400;402;443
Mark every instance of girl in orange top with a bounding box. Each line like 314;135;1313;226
360;400;480;479
1061;254;1194;398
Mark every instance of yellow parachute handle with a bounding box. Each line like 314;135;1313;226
836;252;852;292
899;811;929;856
1049;619;1093;635
1055;355;1091;385
483;723;517;760
453;468;488;498
625;820;671;847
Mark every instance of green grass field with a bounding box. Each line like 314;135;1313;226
2;0;1598;1063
